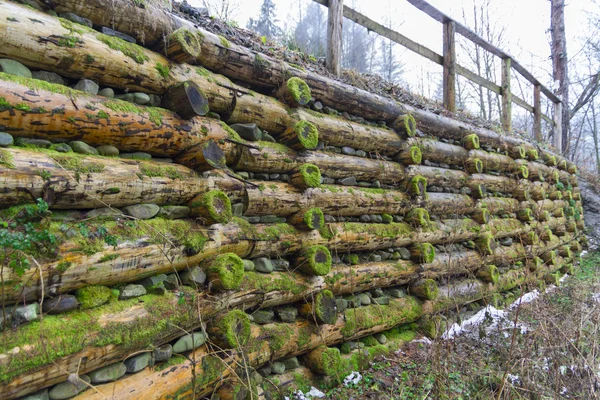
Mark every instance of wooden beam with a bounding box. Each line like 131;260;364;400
443;21;456;113
326;0;343;77
533;84;542;141
501;57;512;132
554;102;563;152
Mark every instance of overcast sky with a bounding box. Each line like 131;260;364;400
190;0;594;110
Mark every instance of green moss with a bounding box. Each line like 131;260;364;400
191;190;232;224
517;165;529;179
341;297;422;337
218;35;231;48
407;145;422;164
55;260;72;272
468;158;483;173
291;120;319;149
218;121;243;141
50;153;104;181
518;208;534;222
343;221;413;240
57;35;83;48
301;245;332;276
414;243;435;264
346;254;359;265
303;207;324;230
398;114;417;137
0;96;11;111
207;253;244;290
217;309;251;347
462;133;480;150
139;162;185;179
58;17;95;35
98;253;120;263
154;62;170;78
103;99;165;126
545;154;558;166
0;149;15;169
319;346;344;377
360;335;379;346
239;271;309;295
75;285;113;309
98;33;149;64
409;175;427;196
296;163;321;188
97;110;109;119
155;355;186;371
528;149;539;160
286;77;311;105
14;103;31;112
406;208;430;227
475;233;494;256
171;27;203;59
381;213;393;224
315;290;337;324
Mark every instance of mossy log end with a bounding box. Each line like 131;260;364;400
205;253;245;291
159;27;203;63
161;80;210;119
409;243;436;264
298;290;338;325
288;208;325;230
301;345;344;377
477;265;499;284
391;114;417;137
276;77;312;107
189;189;233;224
208;309;252;348
410;279;439;300
279;120;319;150
292;246;332;276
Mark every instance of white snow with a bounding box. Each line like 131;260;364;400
343;371;363;386
507;374;521;385
286;386;326;400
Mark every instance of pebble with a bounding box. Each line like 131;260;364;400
336;298;348;313
22;389;49;400
262;132;276;142
322;177;336;184
324;215;336;223
16;138;52;148
122;203;159;219
387;288;405;298
133;92;150;105
359;215;371;223
42;295;78;315
252;310;275;324
172;332;206;353
254;173;270;180
357;293;371;305
341;146;356;155
242;259;255;271
245;216;261;223
358;181;371;187
100;26;136;43
398;247;411;260
180;266;206;287
0;132;14;147
69;140;99;155
339;176;357;186
124;352;151;373
370;215;383;223
355;150;367;157
231;203;244;217
375;333;387;344
230;123;262;141
120;152;152;160
96;145;119;157
271;361;286;374
48;375;89;400
32;70;65;85
163;274;179;290
282;357;300;370
50;143;72;153
138;274;168;288
98;88;115;98
153;344;173;362
0;58;31;78
272;259;290;271
269;173;280;180
260;215;278;223
86;207;123;219
499;237;513;246
313;101;323;111
12;303;40;325
254;257;274;273
236;171;250;179
276;307;297;323
118;284;147;300
148;94;162;107
89;362;126;384
373;296;390;305
74;79;99;95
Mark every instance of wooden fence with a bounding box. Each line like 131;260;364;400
314;0;562;151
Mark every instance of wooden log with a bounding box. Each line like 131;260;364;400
207;309;252;348
478;197;520;215
226;91;293;134
405;208;431;227
0;148;204;209
477;265;500;284
424;193;476;216
158;27;203;63
189;189;232;224
278;120;319;150
243;181;304;216
409;243;436;264
470;149;517;173
409;279;438;300
302;345;343;376
298;290;338;325
407;137;469;166
288;208;325;230
390;114;417;137
276;78;312;107
398;145;423;165
292;246;332;276
161;80;209;119
306;185;409;217
204;253;244;291
420;250;481;279
405;165;468;188
290;164;322;189
0;75;230;159
462;133;480;150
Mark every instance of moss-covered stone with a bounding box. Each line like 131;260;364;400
75;285;113;309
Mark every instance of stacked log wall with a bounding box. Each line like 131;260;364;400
0;2;585;399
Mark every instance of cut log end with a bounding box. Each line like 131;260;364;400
283;77;312;106
304;208;325;230
462;133;480;150
392;114;417;137
296;245;332;276
475;233;495;256
190;189;232;224
303;289;338;325
214;309;252;348
520;231;539;245
511;145;527;159
471;183;487;199
406;208;430;227
410;279;438;300
514;188;530;201
517;208;534;222
477;265;499;284
162;27;203;63
549;190;563;200
541;250;557;265
162;80;209;119
517;165;529;179
567;164;577;174
409;175;427;197
545;154;557;167
281;120;319;150
409;243;435;264
290;163;322;189
473;208;491;224
527;149;539;161
206;253;245;291
302;345;344;376
530;187;546;201
528;256;544;271
399;146;422;165
466;158;483;174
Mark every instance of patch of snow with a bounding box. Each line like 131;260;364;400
559;273;570;283
412;337;433;345
560;387;568;395
287;387;326;400
442;305;510;340
592;293;600;303
343;371;362;386
507;374;520;385
509;290;539;309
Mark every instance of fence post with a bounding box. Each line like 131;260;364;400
533;84;542;141
553;101;562;152
501;57;512;132
326;0;343;77
443;21;456;113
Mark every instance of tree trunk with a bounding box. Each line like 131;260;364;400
551;0;569;153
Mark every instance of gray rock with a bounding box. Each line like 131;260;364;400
0;58;31;78
325;146;341;153
371;288;385;297
98;88;115;98
124;352;152;373
32;70;65;85
122;204;160;220
58;12;93;28
16;138;52;148
245;216;261;223
69;141;99;155
359;215;371;223
336;298;348;313
42;295;78;315
375;333;387;344
120;152;152;160
13;303;40;324
242;259;255;271
357;293;371;306
163;274;179;290
282;356;299;370
369;254;382;262
355;150;367;157
262;132;276;142
133;92;150;105
276;307;297;323
96;145;119;157
322;177;336;184
236;171;250;179
252;310;274;324
86;207;123;219
376;250;391;260
386;288;405;298
153;344;173;362
254;257;275;274
271;361;286;374
100;26;136;43
116;93;135;103
339;176;357;186
324;215;336;223
372;181;381;188
358;181;371;187
258;365;272;376
260;215;278;223
118;284;147;300
147;283;166;295
0;132;13;147
148;94;161;107
138;274;168;288
88;362;127;384
74;79;99;95
370;215;383;223
460;187;471;195
230;123;262;141
313;101;323;111
280;174;290;182
158;206;191;220
398;247;411;260
180;266;206;287
173;332;206;353
393;215;404;222
232;203;244;217
255;173;270;180
22;389;49;400
391;251;401;260
271;259;290;271
499;237;513;246
269;173;280;180
341;146;356;155
48;375;90;400
373;296;390;305
50;143;72;153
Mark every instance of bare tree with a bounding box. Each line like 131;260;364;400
550;0;569;152
202;0;240;22
378;2;404;83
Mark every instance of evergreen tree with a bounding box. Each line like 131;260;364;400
247;0;281;39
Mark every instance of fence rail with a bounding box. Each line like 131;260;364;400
313;0;562;151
